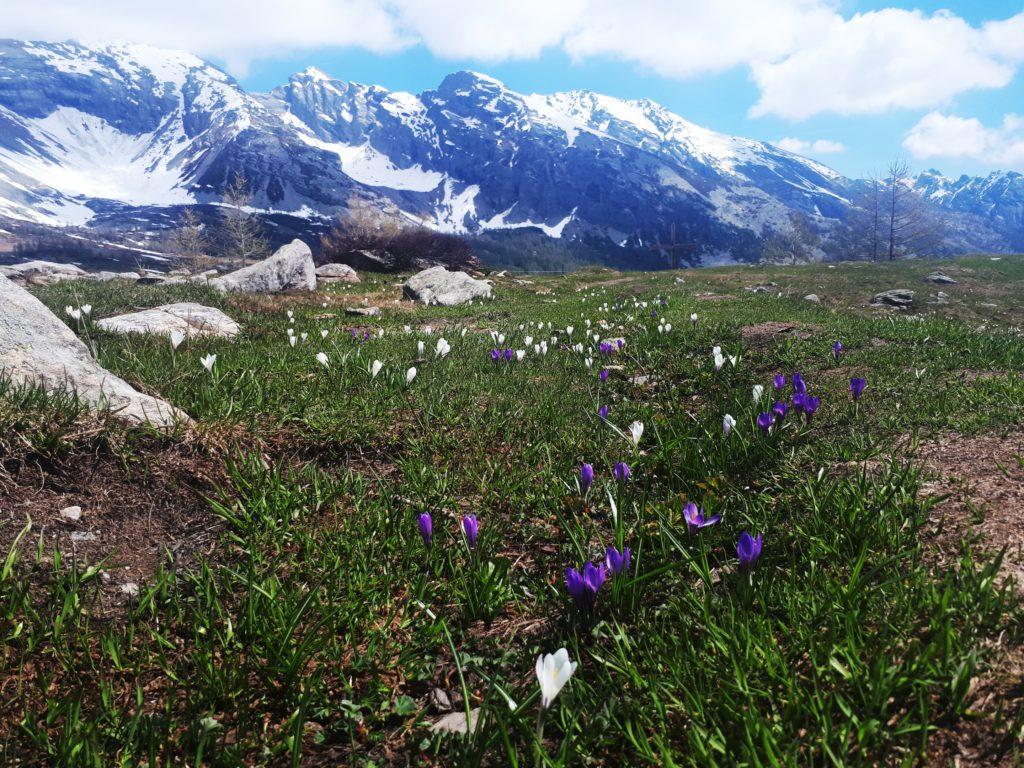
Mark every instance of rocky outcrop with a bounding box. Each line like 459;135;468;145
0;274;187;428
97;303;240;339
403;266;492;306
210;240;316;294
872;289;915;308
315;263;360;283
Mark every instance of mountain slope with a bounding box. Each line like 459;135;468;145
0;39;1020;265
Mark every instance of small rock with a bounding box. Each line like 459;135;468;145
871;289;915;308
803;294;820;303
70;531;97;542
430;688;453;713
316;263;360;283
345;306;380;317
120;582;140;597
60;505;82;521
431;708;480;735
628;374;651;386
926;273;957;285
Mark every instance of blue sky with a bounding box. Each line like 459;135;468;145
7;0;1024;179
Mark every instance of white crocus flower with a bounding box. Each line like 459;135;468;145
497;333;505;345
585;357;593;369
536;649;577;710
287;327;294;336
524;335;533;346
404;325;412;334
170;330;186;351
690;313;698;325
628;420;644;446
461;328;468;337
66;306;82;321
406;366;417;384
436;338;451;357
417;340;425;357
80;304;92;317
315;352;329;368
424;325;433;335
723;414;736;436
289;335;297;347
301;332;308;342
665;323;672;332
200;354;217;373
515;349;525;361
371;360;383;379
566;326;574;337
752;384;765;402
321;329;329;339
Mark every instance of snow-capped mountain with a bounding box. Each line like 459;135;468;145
0;39;1020;265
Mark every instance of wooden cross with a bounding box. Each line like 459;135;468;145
648;223;697;269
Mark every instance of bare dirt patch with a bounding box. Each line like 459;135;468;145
740;321;819;348
0;432;223;602
908;431;1024;766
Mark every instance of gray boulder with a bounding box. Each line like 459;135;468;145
316;263;360;283
403;266;492;306
803;294;820;303
872;289;915;308
211;239;316;294
926;273;957;284
0;261;87;284
0;274;187;428
97;303;240;339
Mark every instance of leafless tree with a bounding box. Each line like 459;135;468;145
168;207;211;271
883;158;946;259
220;172;269;266
761;211;820;264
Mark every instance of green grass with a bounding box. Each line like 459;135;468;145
2;256;1023;766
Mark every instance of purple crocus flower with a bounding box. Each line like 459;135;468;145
504;348;513;361
791;392;806;413
757;412;774;435
580;463;594;496
599;369;609;382
598;404;609;421
683;502;722;535
613;461;631;482
803;395;820;423
462;514;479;548
362;330;370;341
772;401;788;422
737;531;763;572
599;342;613;355
616;339;624;350
605;545;631;576
850;377;867;401
833;341;843;360
490;349;500;362
565;561;607;609
792;372;807;394
417;512;432;548
773;373;787;390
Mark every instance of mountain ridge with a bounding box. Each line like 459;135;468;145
0;38;1021;265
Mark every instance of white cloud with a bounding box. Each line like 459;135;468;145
750;9;1024;120
903;111;1024;167
3;1;1023;122
775;137;846;155
0;0;407;76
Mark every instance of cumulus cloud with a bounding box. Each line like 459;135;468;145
3;1;1023;121
903;111;1024;167
750;9;1024;120
775;138;846;155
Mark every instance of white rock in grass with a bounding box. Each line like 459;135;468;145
315;263;360;283
97;303;240;339
60;505;82;521
211;239;316;294
403;266;491;306
431;708;480;735
0;274;187;428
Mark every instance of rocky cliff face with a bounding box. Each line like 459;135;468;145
0;38;1020;266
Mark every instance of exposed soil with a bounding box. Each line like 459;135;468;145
909;431;1024;766
0;430;224;604
740;321;819;348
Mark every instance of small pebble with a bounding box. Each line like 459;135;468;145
60;505;82;521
